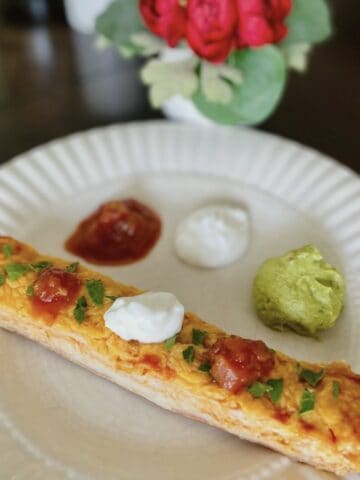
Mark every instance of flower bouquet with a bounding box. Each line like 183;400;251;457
96;0;332;125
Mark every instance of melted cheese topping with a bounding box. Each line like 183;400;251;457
0;237;359;468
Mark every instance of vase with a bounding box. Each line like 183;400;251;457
161;96;214;126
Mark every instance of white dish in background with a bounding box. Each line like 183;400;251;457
0;121;359;480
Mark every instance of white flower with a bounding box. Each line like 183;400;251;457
141;57;199;107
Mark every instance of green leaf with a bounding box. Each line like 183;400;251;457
193;46;286;125
119;40;146;59
85;279;105;306
192;329;208;346
29;261;53;272
198;361;212;373
125;32;164;58
95;0;144;49
66;262;79;273
299;389;315;414
332;380;340;399
183;346;195;364
74;296;87;324
267;379;284;404
200;62;243;104
282;0;332;46
142;57;199;108
26;285;34;297
299;368;325;387
280;43;312;72
164;335;177;351
5;263;30;281
0;274;5;286
248;381;273;399
3;244;13;258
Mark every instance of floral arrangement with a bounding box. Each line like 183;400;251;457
96;0;332;125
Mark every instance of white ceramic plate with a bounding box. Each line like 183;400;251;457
0;122;359;480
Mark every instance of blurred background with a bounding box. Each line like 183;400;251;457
0;0;359;172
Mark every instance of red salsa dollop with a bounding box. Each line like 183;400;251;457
32;268;81;318
65;199;161;266
210;336;275;393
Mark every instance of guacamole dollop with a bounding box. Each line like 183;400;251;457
253;245;345;337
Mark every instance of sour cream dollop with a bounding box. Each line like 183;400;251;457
175;205;249;268
104;292;184;343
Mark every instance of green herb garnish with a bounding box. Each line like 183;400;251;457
105;295;118;302
247;379;284;403
74;296;87;324
332;380;340;399
299;389;315;414
3;244;13;258
247;381;273;399
85;279;105;306
5;263;30;281
299;368;324;387
198;361;212;372
29;261;53;272
267;378;284;404
192;329;208;346
0;274;5;286
66;262;79;273
183;346;195;364
164;335;177;351
26;285;34;296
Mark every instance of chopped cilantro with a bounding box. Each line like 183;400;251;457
29;261;53;272
164;335;177;351
85;279;105;306
299;389;315;414
74;296;87;324
5;261;51;280
299;368;324;387
26;285;34;296
66;262;79;273
247;382;273;399
192;329;208;346
0;273;5;286
247;379;284;403
332;380;340;399
198;361;212;372
183;346;195;364
5;263;30;281
105;295;118;302
267;378;284;404
3;244;13;258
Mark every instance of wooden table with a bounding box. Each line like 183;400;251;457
0;0;359;173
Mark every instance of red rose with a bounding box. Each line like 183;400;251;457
236;0;292;47
139;0;187;47
186;0;238;63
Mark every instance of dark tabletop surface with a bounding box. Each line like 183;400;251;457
0;0;359;173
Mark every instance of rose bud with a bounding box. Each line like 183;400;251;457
139;0;187;47
236;0;292;48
